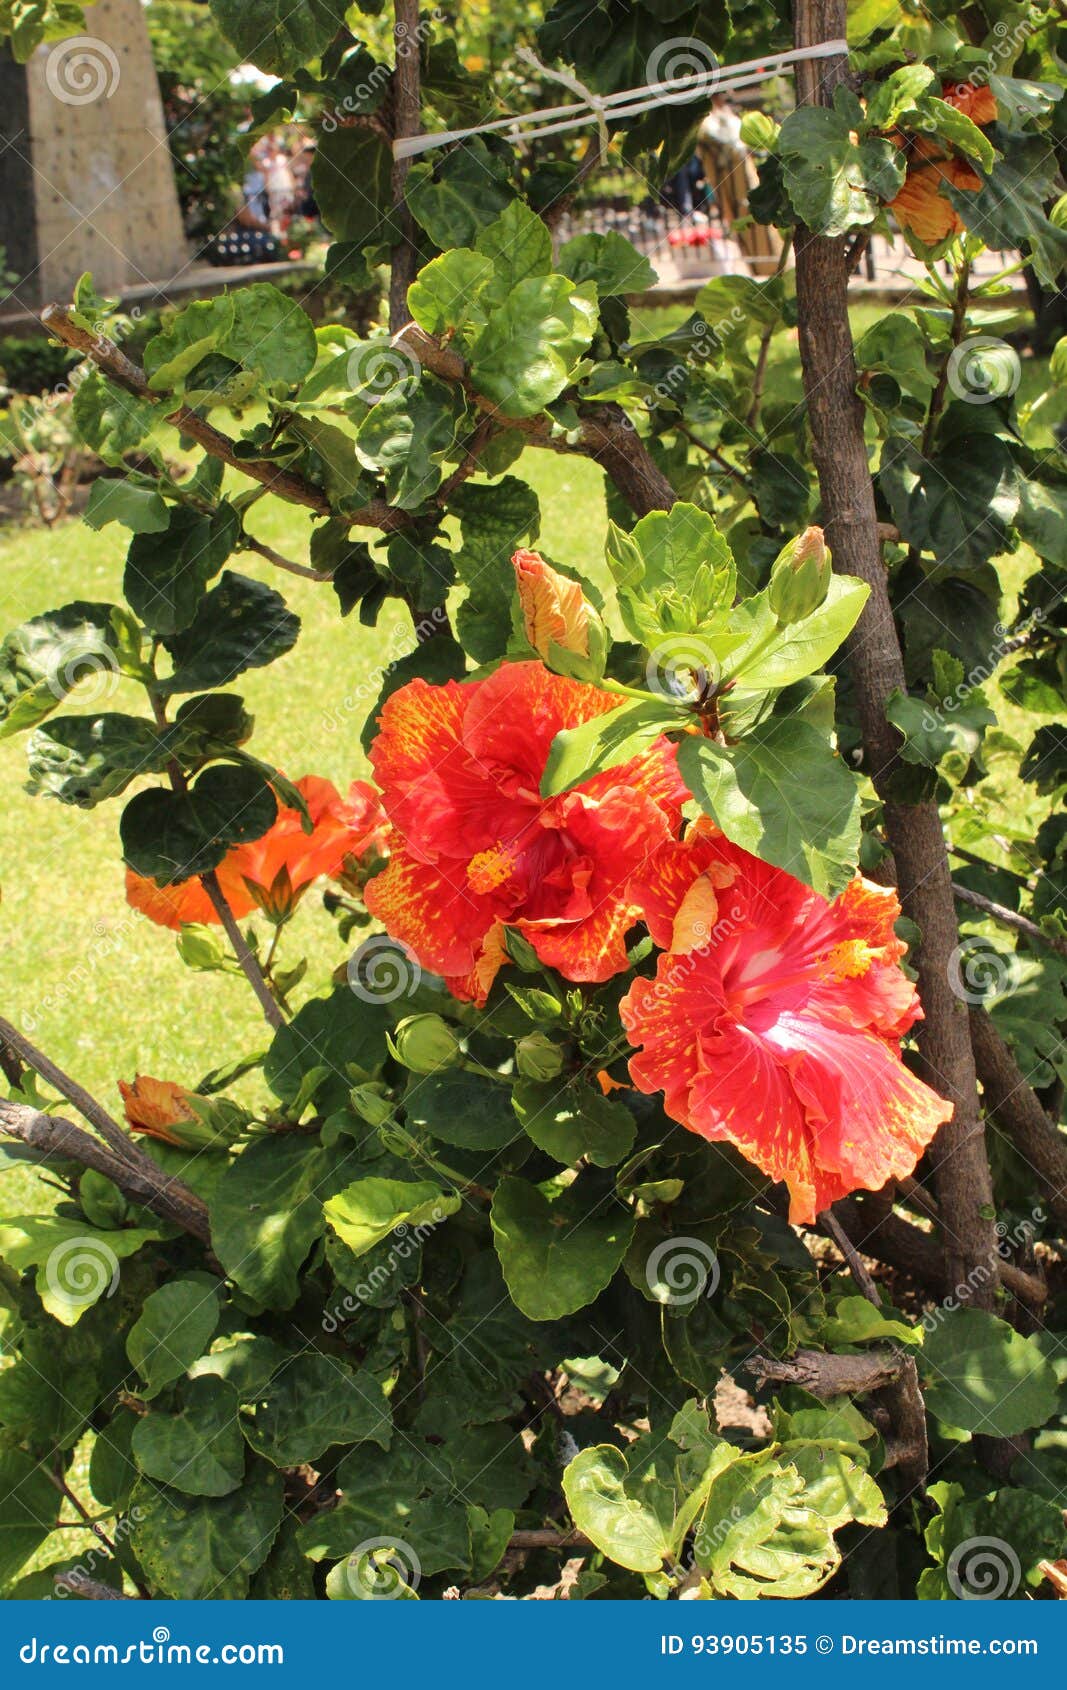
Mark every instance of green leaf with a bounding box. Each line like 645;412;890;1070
606;503;737;647
880;432;1018;571
820;1294;922;1348
84;478;169;534
404;1070;518;1151
312;126;395;249
241;1355;391;1465
919;1480;1067;1599
946;131;1067;288
921;1308;1059;1436
724;576;870;688
210;1137;340;1309
325;1177;459;1261
158;571;299;695
406;137;515;249
0;1451;57;1586
300;1439;472;1580
470;275;598;419
864;64;936;131
126;1277;221;1399
490;1174;634;1320
922;97;996;172
132;1375;245;1496
407;248;495;344
26;713;171;806
678;719;862;898
563;1444;676;1573
125;503;240;635
541;697;682;797
474;200;553;314
355;377;462;509
263;986;391;1114
559;231;656;295
513;1078;636;1168
0;601;142;739
131;1461;283;1599
143;296;232;391
696;1452;841;1597
778;106;905;236
0;1214;159;1325
451;476;540;662
208;0;347;76
71;368;156;463
120;763;277;882
223;283;317;387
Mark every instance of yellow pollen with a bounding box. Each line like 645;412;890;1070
467;846;515;894
819;939;878;981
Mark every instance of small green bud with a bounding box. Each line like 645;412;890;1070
767;526;832;625
1049;191;1067;231
739;111;779;151
515;1032;565;1082
349;1082;396;1127
388;1014;463;1075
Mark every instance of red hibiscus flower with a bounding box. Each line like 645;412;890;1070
126;775;386;930
621;823;953;1224
365;662;686;1004
885;80;996;247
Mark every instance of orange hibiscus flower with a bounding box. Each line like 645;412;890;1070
119;1074;203;1146
886;80;997;247
126;775;386;930
365;662;686;1004
620;824;953;1225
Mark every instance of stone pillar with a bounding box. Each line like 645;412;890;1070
0;0;187;311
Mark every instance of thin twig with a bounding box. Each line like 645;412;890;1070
952;881;1067;959
0;1014;134;1162
820;1206;880;1303
241;536;332;582
200;871;285;1032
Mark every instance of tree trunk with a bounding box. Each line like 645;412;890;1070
791;0;998;1305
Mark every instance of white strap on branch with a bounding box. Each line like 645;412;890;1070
392;38;848;160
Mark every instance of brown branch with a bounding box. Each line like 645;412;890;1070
952;882;1067;959
200;871;285;1032
745;232;793;430
540;136;603;235
507;1528;594;1550
40;307;405;532
0;1014;140;1163
241;535;332;582
970;1008;1067;1228
54;1573;133;1600
0;1099;212;1244
389;0;422;332
749;1346;906;1397
791;0;997;1306
835;1195;1045;1308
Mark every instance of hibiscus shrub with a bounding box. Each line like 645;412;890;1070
0;0;1065;1604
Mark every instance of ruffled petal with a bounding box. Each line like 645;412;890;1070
363;846;504;979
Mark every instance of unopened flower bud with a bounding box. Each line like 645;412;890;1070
512;549;607;680
767;526;832;625
119;1074;235;1149
388;1013;463;1075
349;1082;396;1127
515;1032;565;1081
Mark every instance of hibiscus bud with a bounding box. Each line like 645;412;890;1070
767;527;832;625
118;1074;234;1150
515;1032;565;1081
388;1014;463;1075
512;549;607;681
349;1081;396;1127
